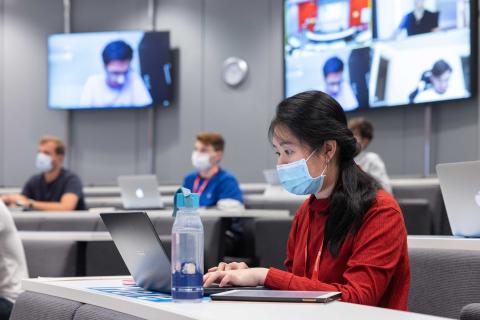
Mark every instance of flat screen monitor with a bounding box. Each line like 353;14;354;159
48;31;172;110
284;0;477;111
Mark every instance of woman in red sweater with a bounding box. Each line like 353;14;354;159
203;90;410;310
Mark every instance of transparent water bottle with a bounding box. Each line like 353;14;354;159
171;192;204;302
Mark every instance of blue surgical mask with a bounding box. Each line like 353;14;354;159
35;153;53;173
276;150;327;195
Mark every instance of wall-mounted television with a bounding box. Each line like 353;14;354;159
48;31;172;110
284;0;477;111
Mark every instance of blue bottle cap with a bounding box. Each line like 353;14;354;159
175;193;200;209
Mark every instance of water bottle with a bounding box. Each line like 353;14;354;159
171;191;204;302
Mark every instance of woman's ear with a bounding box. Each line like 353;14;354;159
323;140;337;163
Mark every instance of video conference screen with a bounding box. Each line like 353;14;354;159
284;0;475;111
48;31;172;110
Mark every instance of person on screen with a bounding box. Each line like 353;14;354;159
203;91;410;310
0;201;28;320
1;136;86;211
321;57;359;111
80;40;153;108
348;117;392;194
413;59;466;103
393;0;438;38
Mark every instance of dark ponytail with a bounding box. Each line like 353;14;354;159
269;91;379;256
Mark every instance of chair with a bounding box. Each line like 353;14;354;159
460;303;480;320
254;217;293;270
10;292;144;320
22;239;79;277
392;179;451;235
408;247;480;319
397;198;430;235
74;304;144;320
10;291;82;320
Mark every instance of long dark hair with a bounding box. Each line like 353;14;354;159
269;91;379;256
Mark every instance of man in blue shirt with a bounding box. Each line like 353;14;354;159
184;132;249;258
183;132;243;208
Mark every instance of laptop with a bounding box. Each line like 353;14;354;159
437;161;480;237
100;211;264;295
211;290;341;303
263;169;281;186
117;175;164;209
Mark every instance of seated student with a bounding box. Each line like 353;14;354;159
204;91;410;310
183;132;243;209
0;201;29;320
1;136;86;211
348;117;392;194
184;132;246;255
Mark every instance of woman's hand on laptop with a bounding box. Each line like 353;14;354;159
208;261;249;272
203;268;269;288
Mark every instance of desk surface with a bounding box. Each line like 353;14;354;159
0;183;268;197
19;231;112;241
18;231;480;251
22;277;448;320
11;208;289;219
407;235;480;251
85;196;174;208
244;193;308;204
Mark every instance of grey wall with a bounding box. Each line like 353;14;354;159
0;0;478;187
1;0;68;186
0;0;4;188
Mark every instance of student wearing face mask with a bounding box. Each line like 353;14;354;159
204;91;410;310
1;136;86;211
183;132;243;209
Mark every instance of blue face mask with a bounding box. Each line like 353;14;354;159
276;150;327;195
35;153;53;173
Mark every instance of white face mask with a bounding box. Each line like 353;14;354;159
191;151;212;171
35;153;53;173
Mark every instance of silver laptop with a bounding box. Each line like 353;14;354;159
263;169;280;186
437;161;480;237
100;212;264;295
117;175;164;209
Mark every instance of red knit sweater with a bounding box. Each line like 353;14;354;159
264;190;410;310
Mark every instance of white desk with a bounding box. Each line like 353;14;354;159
85;196;175;208
19;231;113;242
12;209;289;219
391;178;439;187
408;236;480;251
1;183;267;197
22;277;448;320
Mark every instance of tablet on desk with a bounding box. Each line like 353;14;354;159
210;290;341;303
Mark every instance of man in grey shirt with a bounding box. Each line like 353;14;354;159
0;201;28;319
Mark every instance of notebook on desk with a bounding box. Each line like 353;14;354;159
210;290;341;303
